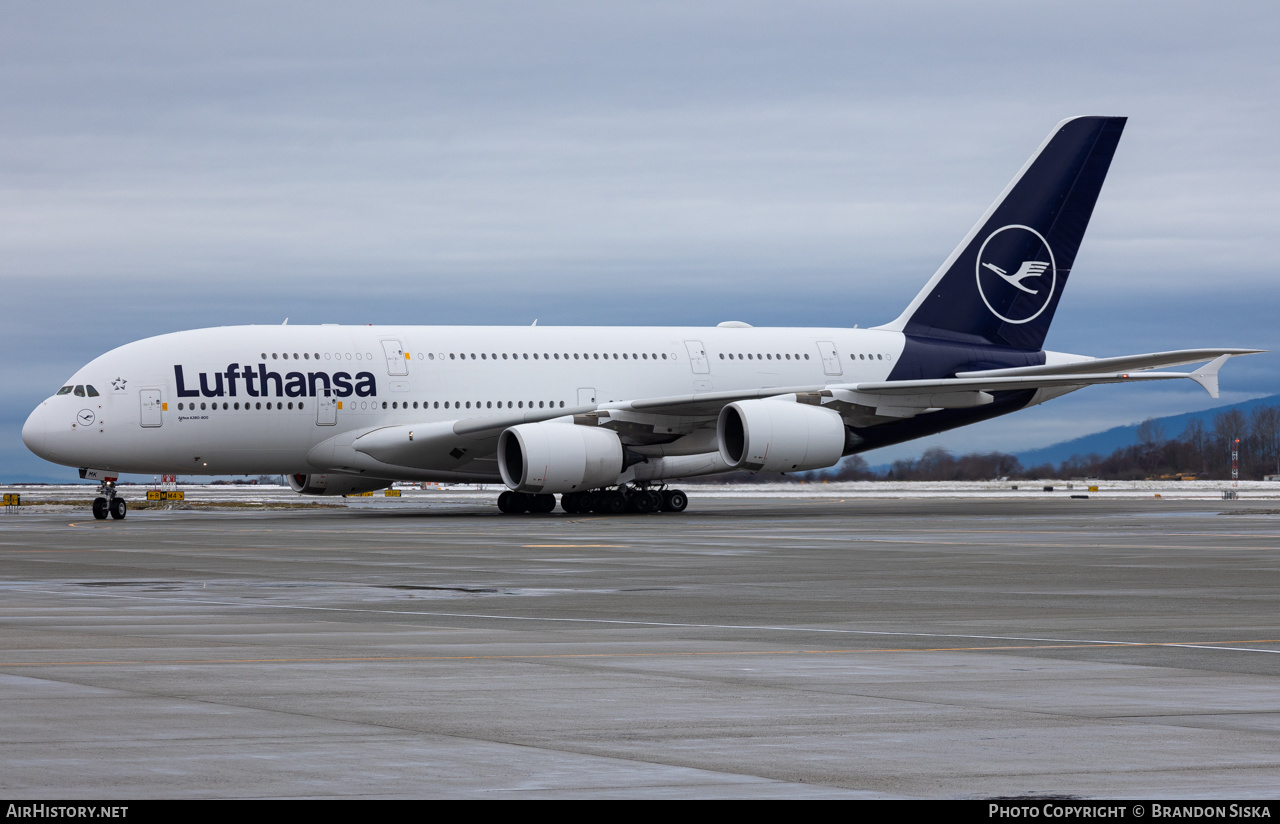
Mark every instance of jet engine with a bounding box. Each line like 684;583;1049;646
287;473;394;496
717;399;847;473
498;423;624;494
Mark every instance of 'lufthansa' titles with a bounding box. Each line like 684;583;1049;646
174;364;377;399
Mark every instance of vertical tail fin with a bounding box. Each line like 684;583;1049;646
879;116;1126;350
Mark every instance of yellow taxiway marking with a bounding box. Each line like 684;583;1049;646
2;639;1278;668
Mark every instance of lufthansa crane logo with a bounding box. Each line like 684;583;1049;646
975;224;1057;325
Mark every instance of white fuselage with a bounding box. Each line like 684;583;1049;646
24;324;907;480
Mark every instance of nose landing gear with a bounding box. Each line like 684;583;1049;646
91;480;127;520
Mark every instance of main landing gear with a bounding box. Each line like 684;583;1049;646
91;480;127;520
497;485;688;515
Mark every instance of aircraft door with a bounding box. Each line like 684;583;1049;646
577;387;597;406
316;390;337;426
684;340;710;374
381;339;409;376
816;341;843;376
140;388;163;427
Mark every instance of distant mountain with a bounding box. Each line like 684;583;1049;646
1015;394;1280;468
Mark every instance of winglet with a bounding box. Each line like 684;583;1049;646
1190;354;1232;398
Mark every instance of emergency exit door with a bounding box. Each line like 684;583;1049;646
316;390;337;426
381;339;408;376
816;340;843;376
140;389;163;427
684;340;710;374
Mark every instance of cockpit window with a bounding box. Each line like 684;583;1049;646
85;385;99;397
56;386;72;395
74;385;85;397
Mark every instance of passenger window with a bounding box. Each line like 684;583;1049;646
57;386;72;395
74;385;85;396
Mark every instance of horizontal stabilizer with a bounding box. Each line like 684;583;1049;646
956;348;1263;379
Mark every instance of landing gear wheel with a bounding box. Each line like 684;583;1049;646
601;490;628;515
661;489;688;512
629;490;658;513
497;490;517;513
531;494;557;514
109;497;127;520
92;497;109;520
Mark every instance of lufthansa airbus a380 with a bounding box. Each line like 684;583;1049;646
21;117;1261;519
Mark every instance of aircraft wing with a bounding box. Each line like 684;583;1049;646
352;349;1260;466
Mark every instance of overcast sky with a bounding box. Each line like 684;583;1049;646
3;1;1277;480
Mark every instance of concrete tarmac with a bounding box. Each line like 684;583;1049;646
2;495;1279;798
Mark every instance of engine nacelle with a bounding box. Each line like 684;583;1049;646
498;423;624;494
288;473;393;496
717;399;847;473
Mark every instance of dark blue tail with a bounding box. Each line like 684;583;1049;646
882;116;1126;351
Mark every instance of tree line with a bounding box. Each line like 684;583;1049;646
698;404;1280;483
841;404;1280;482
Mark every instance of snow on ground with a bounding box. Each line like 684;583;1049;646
2;479;1279;510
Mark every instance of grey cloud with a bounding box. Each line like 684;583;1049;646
2;1;1277;479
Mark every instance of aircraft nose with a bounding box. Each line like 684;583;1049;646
22;404;48;458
